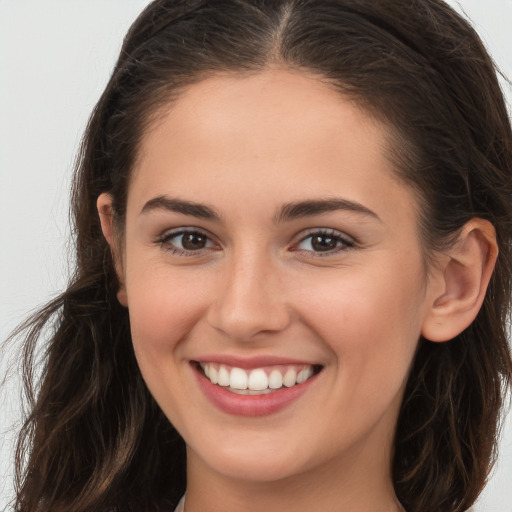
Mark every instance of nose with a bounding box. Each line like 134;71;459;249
206;251;292;341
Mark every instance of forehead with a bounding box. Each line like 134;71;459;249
130;68;418;227
140;69;382;155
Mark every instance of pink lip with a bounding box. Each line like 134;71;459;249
192;362;320;417
194;354;317;369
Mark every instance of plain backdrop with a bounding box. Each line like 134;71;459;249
1;1;511;511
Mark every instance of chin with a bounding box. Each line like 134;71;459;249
191;439;314;484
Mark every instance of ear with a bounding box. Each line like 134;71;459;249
97;193;128;307
421;219;498;342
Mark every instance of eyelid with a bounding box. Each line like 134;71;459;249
156;226;220;255
291;228;356;255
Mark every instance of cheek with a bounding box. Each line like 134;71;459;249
125;263;210;365
123;265;212;429
293;264;425;385
291;271;425;451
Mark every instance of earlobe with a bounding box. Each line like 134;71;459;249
97;193;128;307
421;219;498;342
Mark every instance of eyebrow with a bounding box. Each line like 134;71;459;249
276;198;382;223
140;195;222;221
140;195;381;224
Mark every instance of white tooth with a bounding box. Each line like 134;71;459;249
230;388;274;395
296;368;308;384
230;367;248;390
248;369;269;391
203;363;210;378
283;368;297;387
268;369;283;389
217;365;230;386
209;366;218;385
304;366;314;380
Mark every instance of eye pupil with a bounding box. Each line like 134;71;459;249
182;233;206;250
311;235;337;251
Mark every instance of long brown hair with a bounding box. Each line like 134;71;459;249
12;1;512;511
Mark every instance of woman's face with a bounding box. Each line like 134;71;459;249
109;70;440;484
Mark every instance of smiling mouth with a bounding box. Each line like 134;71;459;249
196;362;323;395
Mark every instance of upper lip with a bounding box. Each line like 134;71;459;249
193;354;321;369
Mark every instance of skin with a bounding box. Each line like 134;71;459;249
98;69;497;512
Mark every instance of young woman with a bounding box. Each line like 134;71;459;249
10;1;512;511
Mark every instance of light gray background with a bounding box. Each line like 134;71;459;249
1;1;511;511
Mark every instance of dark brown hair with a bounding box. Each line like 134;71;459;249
11;1;512;511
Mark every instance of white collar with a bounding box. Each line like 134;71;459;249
173;495;185;512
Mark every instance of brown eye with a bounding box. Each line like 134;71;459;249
158;229;216;254
311;235;338;252
296;230;354;254
181;232;208;250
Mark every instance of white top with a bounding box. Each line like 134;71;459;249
174;495;185;512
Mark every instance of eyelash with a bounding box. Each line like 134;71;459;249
156;228;355;257
293;229;355;256
156;228;217;256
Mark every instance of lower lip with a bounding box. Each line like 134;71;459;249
193;364;319;417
